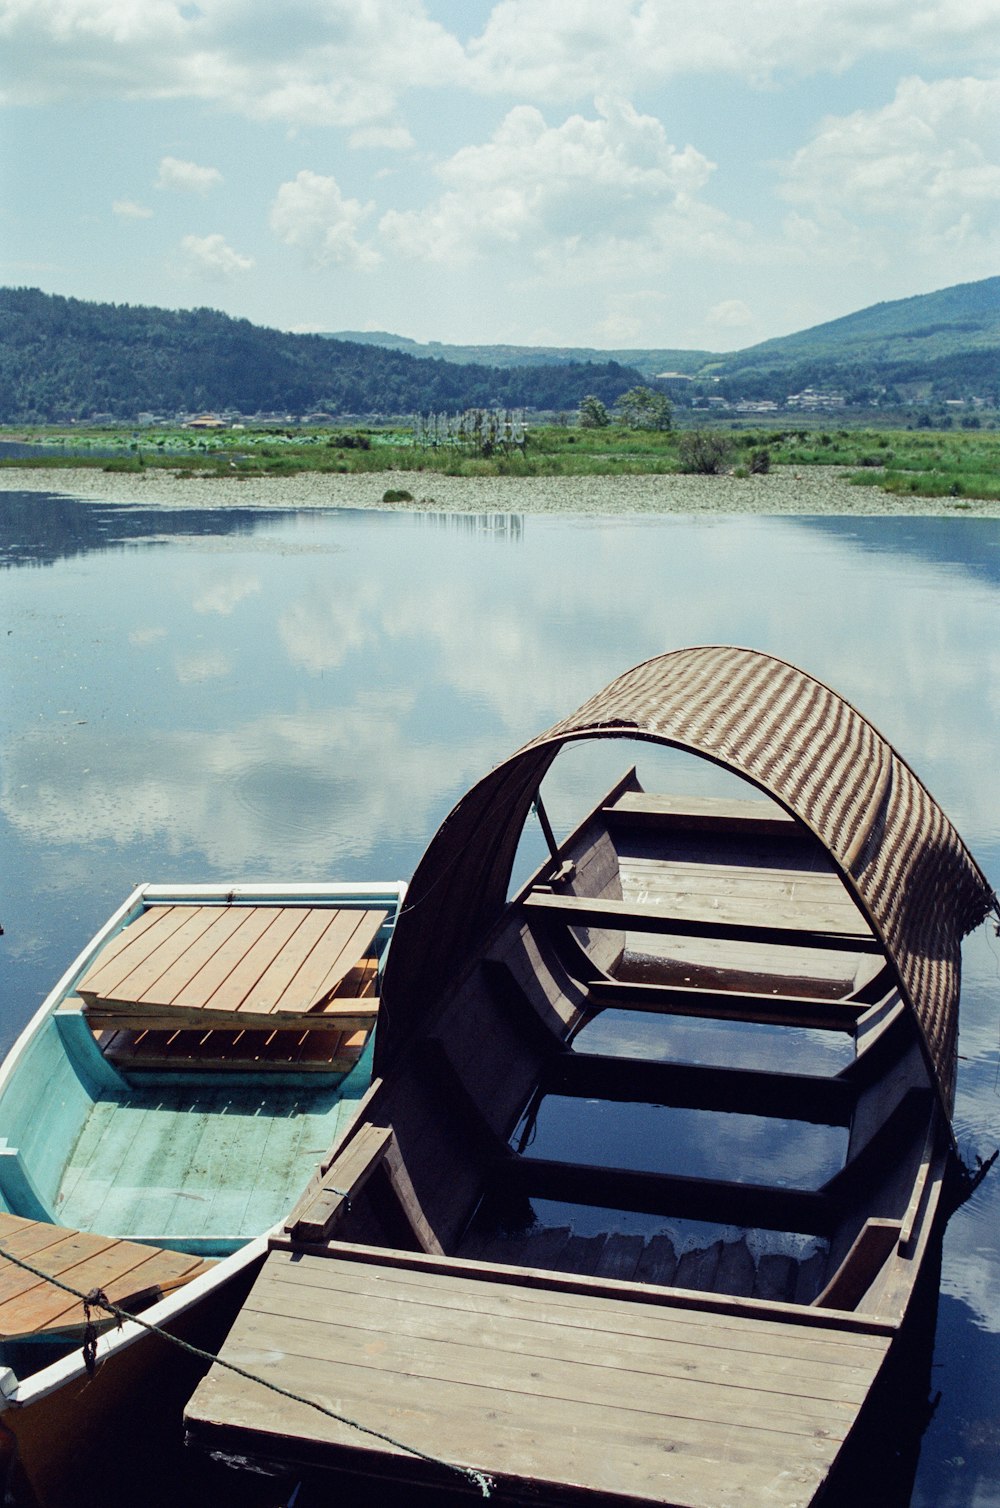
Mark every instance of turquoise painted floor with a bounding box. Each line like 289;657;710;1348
55;1085;360;1243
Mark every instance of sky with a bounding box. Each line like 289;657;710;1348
1;0;999;353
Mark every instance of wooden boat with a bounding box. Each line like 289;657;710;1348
0;879;405;1506
186;647;998;1507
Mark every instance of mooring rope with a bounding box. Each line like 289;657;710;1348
0;1241;493;1498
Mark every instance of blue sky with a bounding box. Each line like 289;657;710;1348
2;0;998;351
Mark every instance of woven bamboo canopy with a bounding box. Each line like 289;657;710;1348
379;647;996;1105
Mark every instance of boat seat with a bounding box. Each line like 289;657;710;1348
95;1022;370;1074
75;903;386;1036
602;791;798;837
523;890;882;952
583;976;867;1031
0;1212;214;1342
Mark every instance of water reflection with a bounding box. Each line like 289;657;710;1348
1;486;999;1505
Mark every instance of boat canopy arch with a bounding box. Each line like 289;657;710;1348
379;646;996;1104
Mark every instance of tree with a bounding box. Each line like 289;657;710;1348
616;385;672;431
577;394;610;428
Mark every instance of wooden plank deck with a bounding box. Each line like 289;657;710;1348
186;1246;893;1506
76;905;386;1031
606;791;798;836
524;891;881;951
0;1212;213;1341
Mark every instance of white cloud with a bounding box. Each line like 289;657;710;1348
269;170;381;270
112;198;152;219
778;75;1000;283
179;231;253;279
174;648;232;682
3;0;1000;124
156;155;223;194
0;695;496;872
465;0;1000;96
193;571;261;615
708;298;755;330
0;0;465;124
780;76;1000;252
379;98;719;268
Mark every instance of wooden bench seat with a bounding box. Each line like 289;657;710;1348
0;1211;213;1341
604;791;797;836
584;977;868;1031
96;1023;370;1074
524;890;882;951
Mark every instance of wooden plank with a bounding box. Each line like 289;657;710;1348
0;1219;212;1339
274;1242;894;1347
252;1251;882;1413
74;904;176;997
594;1232;644;1282
235;907;348;1015
233;1287;860;1433
186;1249;891;1507
287;1123;394;1243
585;976;866;1030
188;907;312;1016
382;1143;445;1257
605;791;797;835
304;910;388;1010
76;905;192;1000
0;1214;80;1261
622;857;847;901
131;905;251;1004
169;907;286;1011
525;891;881;951
549;1052;854;1126
500;1156;835;1236
110;906;238;1007
0;1229;116;1304
271;910;384;1016
620;865;866;939
188;1344;843;1508
87;1001;376;1033
813;1219;902;1311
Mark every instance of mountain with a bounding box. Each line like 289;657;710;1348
714;276;1000;369
706;276;1000;402
1;277;996;423
328;331;709;380
331;277;1000;404
0;289;643;423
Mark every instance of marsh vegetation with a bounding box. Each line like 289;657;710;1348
3;420;999;502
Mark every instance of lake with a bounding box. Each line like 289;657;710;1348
1;482;999;1506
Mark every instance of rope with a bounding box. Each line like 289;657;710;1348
0;1241;492;1498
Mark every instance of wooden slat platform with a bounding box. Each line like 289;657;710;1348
606;791;797;836
97;1024;369;1073
186;1246;893;1506
619;856;868;936
0;1211;213;1341
524;891;882;951
76;904;386;1032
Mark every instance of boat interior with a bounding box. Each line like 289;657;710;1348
290;767;945;1319
0;888;402;1258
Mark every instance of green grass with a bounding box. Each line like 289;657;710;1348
3;421;1000;501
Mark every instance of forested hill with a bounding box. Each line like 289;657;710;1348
332;276;1000;402
0;288;643;423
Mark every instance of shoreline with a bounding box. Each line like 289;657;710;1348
1;464;996;516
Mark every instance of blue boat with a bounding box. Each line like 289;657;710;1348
0;879;404;1505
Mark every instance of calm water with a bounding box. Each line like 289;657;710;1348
2;486;1000;1505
